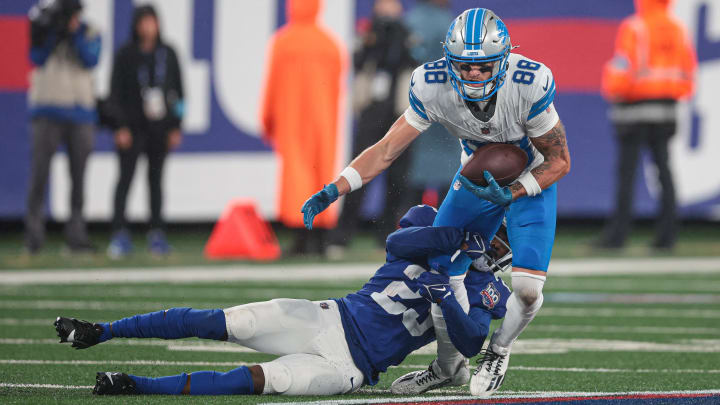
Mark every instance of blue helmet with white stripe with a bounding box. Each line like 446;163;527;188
444;8;511;102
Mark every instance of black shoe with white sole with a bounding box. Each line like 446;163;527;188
93;372;138;395
54;317;103;349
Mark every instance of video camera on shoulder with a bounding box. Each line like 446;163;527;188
28;0;82;47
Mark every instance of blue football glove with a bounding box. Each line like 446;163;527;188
417;271;452;304
458;172;513;207
429;253;472;276
462;231;487;260
301;184;339;230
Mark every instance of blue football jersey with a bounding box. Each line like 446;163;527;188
335;243;510;385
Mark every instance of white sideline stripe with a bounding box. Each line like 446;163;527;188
7;338;720;355
0;338;258;352
4;359;720;375
539;307;720;319
2;257;720;284
0;383;92;390
0;359;250;367
266;390;720;405
513;366;720;374
3;299;719;319
530;325;720;335
6;318;720;336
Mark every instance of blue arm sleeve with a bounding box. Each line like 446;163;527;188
439;295;492;358
29;33;57;66
73;25;101;68
386;226;464;260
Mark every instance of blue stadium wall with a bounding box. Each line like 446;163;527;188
1;0;719;221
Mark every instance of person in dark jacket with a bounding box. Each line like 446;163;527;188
326;0;416;257
106;5;184;258
25;0;101;255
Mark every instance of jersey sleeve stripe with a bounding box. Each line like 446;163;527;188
408;89;429;120
528;80;556;121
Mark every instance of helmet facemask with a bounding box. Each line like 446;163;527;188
443;8;511;102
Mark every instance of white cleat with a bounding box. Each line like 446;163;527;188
469;344;510;397
390;359;453;395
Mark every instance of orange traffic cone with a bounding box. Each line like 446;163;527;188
204;198;281;261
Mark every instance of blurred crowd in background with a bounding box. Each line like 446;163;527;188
11;0;701;260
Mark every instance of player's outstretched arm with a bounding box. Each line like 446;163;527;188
510;120;571;200
301;115;421;229
386;226;464;261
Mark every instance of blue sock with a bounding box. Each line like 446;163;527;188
130;373;188;395
99;308;226;342
189;366;255;395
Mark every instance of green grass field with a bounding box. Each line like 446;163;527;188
1;225;719;404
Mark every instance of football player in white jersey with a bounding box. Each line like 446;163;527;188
302;8;570;398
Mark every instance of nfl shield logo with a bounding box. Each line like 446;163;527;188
481;127;490;134
453;180;461;190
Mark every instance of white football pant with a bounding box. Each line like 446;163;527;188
223;299;364;395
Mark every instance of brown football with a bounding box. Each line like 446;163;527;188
460;143;528;187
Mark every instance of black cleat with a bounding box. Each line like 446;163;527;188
93;372;138;395
54;317;103;349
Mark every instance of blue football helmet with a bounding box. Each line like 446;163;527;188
444;8;512;102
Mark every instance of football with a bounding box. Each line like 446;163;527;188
460;143;528;187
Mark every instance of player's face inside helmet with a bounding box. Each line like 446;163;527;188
456;62;496;87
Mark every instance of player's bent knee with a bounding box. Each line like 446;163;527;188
511;273;545;309
259;361;292;394
223;306;257;341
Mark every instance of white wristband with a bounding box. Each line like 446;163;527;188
340;166;363;192
517;171;542;197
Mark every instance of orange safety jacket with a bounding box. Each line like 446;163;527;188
602;0;696;103
260;0;347;229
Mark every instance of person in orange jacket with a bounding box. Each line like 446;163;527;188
260;0;346;255
597;0;696;251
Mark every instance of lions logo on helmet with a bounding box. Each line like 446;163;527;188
443;8;512;102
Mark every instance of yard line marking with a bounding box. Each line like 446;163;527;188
0;359;251;367
4;359;720;375
3;299;719;319
546;292;720;304
0;383;92;389
512;366;720;374
529;324;720;335
7;318;720;336
540;307;720;319
2;257;720;284
265;389;720;405
6;338;720;355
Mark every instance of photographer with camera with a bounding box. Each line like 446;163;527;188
25;0;101;255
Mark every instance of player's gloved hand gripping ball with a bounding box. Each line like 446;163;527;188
458;171;513;207
417;270;453;304
301;184;339;229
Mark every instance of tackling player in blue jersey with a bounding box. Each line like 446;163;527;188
302;8;571;398
54;205;511;396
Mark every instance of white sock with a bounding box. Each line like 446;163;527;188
491;272;545;353
432;274;469;380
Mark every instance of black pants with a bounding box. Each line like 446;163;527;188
602;122;677;248
329;101;417;247
112;126;168;231
25;117;95;249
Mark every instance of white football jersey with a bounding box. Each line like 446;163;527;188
404;53;560;173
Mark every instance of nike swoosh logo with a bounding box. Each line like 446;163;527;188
542;77;549;91
432;287;447;292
